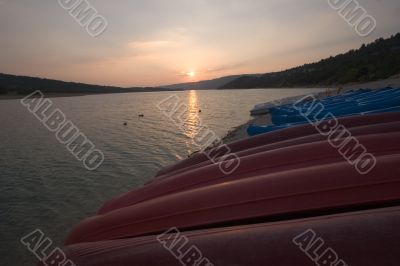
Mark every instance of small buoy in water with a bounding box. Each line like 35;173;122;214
199;110;202;113
139;114;144;117
123;122;127;126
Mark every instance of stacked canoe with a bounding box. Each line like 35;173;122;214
248;87;400;136
61;90;400;266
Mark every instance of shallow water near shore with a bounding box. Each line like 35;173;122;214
0;88;322;265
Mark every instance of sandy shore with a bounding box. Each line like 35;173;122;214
341;76;400;91
221;77;400;144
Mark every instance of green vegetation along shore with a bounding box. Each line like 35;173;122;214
0;74;181;97
221;33;400;89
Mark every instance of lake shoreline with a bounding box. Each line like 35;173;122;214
220;77;400;144
1;76;399;101
0;93;89;100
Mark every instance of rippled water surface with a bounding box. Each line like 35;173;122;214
0;89;322;265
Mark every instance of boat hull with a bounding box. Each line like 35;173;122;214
62;207;400;266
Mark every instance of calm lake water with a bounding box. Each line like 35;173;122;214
0;88;322;265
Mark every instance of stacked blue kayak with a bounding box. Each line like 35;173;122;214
248;87;400;136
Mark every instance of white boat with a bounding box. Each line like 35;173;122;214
250;102;277;115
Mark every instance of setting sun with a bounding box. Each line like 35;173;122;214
188;71;196;78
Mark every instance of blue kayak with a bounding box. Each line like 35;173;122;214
248;87;400;136
270;87;397;117
271;89;400;125
248;106;400;136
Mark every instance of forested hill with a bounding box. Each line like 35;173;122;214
221;33;400;89
0;73;177;95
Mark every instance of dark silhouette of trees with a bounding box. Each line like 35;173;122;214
0;74;175;95
222;33;400;89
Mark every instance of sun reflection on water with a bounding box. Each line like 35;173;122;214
183;90;202;154
184;90;201;138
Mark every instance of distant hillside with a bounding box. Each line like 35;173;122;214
221;33;400;89
2;33;399;95
0;73;178;95
161;75;259;90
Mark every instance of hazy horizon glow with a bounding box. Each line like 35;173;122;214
0;0;399;87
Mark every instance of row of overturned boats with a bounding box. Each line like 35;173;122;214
57;87;400;266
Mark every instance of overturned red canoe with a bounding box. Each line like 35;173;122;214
100;131;400;214
63;207;400;266
152;120;400;183
66;154;400;245
156;112;400;178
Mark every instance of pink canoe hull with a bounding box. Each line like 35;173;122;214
154;120;400;183
156;112;400;178
100;130;400;214
63;207;400;266
66;154;400;245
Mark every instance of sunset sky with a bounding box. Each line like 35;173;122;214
0;0;399;87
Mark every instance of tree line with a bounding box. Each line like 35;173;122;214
221;33;400;89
